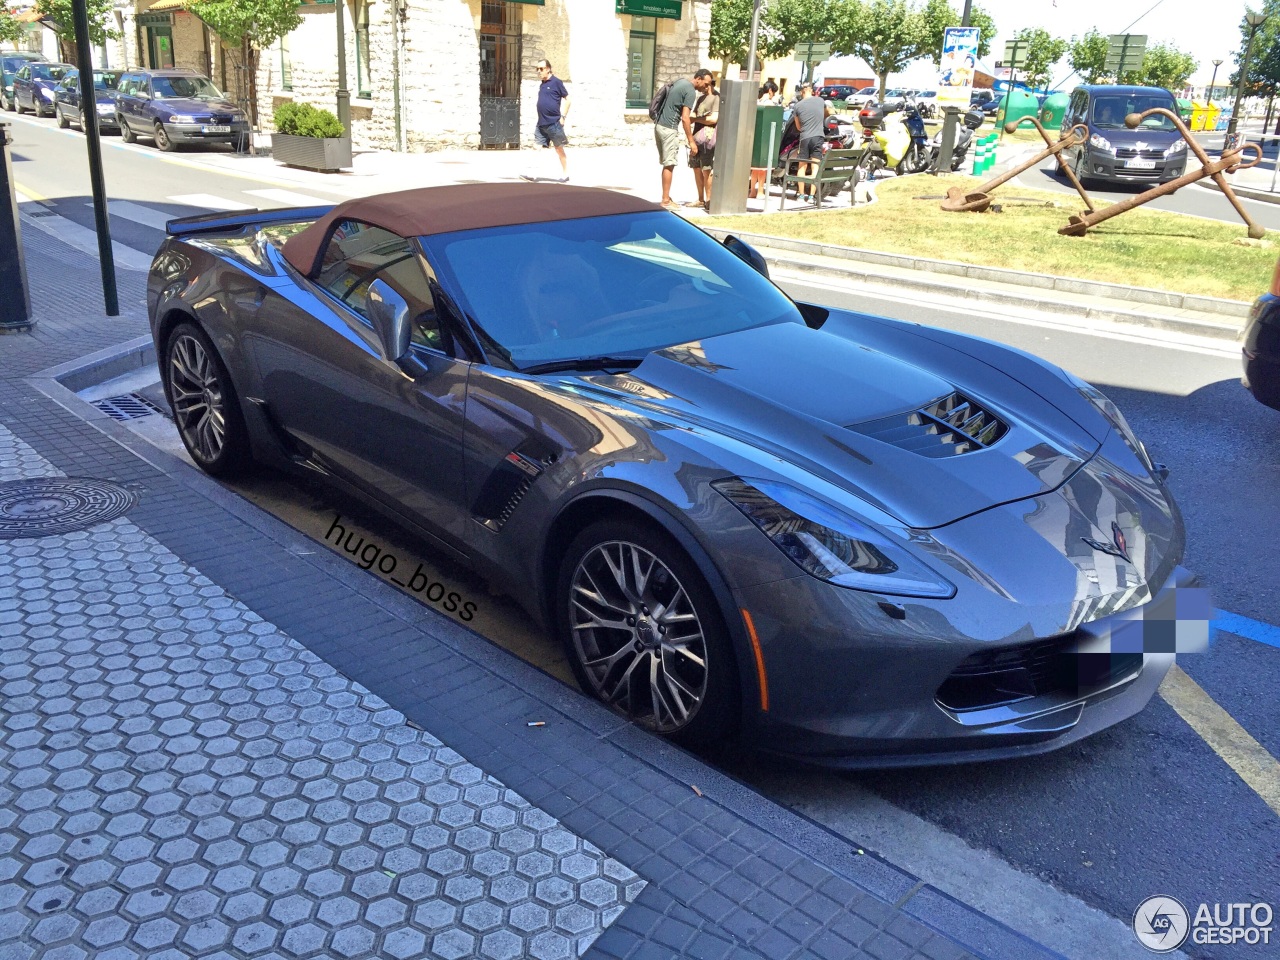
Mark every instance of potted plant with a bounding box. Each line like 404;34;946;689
271;102;352;172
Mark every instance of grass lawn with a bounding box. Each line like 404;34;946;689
704;173;1274;302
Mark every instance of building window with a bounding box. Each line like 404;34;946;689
626;16;656;109
354;0;371;98
280;35;292;91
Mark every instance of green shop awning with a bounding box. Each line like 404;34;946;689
616;0;681;19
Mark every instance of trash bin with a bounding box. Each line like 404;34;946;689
1177;98;1193;122
752;105;785;168
995;89;1039;129
1190;102;1209;132
1038;91;1069;131
0;121;32;332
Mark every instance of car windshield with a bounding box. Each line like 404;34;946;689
31;64;70;82
151;75;223;99
1091;95;1177;131
422;211;803;369
94;70;122;90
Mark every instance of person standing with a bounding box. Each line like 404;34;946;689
654;68;712;210
689;80;719;210
523;59;570;182
790;82;827;201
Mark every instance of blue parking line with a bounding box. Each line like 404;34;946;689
1213;611;1280;649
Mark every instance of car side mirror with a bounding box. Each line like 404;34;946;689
368;278;412;363
721;235;769;279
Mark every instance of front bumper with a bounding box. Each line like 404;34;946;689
164;120;249;143
1084;147;1186;183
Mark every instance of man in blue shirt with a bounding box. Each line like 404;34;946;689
525;59;570;182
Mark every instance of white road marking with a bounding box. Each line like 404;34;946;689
166;193;255;211
244;188;333;207
88;200;172;232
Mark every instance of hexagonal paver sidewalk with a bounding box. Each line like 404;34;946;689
0;421;644;959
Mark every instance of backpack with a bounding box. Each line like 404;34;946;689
648;80;674;122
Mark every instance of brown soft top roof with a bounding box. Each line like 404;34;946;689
281;182;661;277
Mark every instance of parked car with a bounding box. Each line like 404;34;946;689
913;89;939;118
817;84;861;102
11;61;72;117
1242;256;1280;410
1;52;47;112
1058;84;1187;186
148;182;1195;766
54;68;123;134
880;87;911;111
114;68;248;151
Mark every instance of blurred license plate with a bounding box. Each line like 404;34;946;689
1124;159;1156;169
201;124;230;133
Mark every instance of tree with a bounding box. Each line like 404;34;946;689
709;0;756;74
829;0;936;100
0;8;24;47
1068;29;1111;84
1122;44;1196;90
188;0;302;127
33;0;119;64
765;0;833;80
966;6;996;60
1013;26;1067;90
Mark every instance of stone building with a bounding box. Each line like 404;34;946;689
102;0;712;153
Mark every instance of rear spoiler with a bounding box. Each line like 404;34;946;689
165;205;336;237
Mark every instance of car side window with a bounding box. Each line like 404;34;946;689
17;66;28;81
316;221;443;352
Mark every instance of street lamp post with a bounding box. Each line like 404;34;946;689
1227;11;1267;137
1209;58;1223;103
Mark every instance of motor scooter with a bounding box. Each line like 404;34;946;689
927;105;986;171
857;97;931;178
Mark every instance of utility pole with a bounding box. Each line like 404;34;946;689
336;0;350;136
1227;11;1267;140
746;0;765;85
72;0;117;315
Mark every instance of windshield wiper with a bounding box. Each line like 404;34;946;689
522;355;646;375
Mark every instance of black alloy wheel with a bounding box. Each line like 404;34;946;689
557;519;738;745
154;122;176;151
1074;150;1093;189
164;323;251;477
119;118;135;143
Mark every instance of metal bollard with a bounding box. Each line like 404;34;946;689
0;121;33;332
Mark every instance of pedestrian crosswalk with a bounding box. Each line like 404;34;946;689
90;188;335;230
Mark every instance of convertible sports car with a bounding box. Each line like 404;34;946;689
148;183;1196;766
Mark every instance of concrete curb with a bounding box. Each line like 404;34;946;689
1202;177;1280;206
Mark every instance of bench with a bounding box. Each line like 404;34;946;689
781;146;867;210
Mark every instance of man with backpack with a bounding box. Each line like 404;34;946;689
651;69;714;211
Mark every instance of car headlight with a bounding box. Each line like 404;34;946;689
1089;133;1114;153
1060;369;1156;474
39;87;55;100
1166;139;1187;155
712;477;956;599
168;114;196;123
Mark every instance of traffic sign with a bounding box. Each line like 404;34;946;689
1105;34;1147;74
1002;39;1029;70
793;41;832;62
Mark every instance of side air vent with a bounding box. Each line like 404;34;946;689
850;392;1007;457
471;441;559;532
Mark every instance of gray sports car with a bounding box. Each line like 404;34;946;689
148;183;1196;766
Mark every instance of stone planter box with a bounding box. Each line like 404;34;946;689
271;133;352;172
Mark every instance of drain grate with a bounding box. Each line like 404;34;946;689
0;478;138;540
91;393;166;421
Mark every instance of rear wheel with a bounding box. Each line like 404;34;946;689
155;122;176;151
164;323;252;477
557;519;739;746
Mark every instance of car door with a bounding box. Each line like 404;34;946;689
14;65;30;109
60;68;79;117
252;220;472;554
121;74;145;125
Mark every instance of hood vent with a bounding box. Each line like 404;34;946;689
850;391;1007;457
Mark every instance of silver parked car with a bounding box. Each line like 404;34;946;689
147;183;1195;766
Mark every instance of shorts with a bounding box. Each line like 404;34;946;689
689;132;714;168
535;122;568;148
797;136;825;162
655;123;683;167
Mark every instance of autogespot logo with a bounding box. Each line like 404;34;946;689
1133;896;1190;952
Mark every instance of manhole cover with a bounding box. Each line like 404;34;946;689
0;478;137;540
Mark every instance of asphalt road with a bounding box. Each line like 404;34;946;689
14;110;1279;959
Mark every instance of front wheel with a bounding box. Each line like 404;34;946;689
556;520;739;746
164;322;252;477
155;122;176;151
56;105;68;128
119;118;135;143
